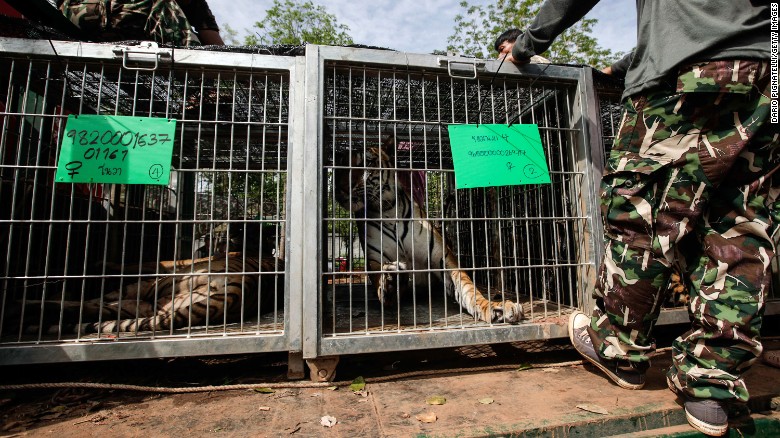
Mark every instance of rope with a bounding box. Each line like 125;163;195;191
0;359;587;394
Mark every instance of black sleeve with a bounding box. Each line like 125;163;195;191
609;50;635;78
179;0;220;31
511;0;602;61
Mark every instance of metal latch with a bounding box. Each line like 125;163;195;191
112;42;173;71
438;57;486;80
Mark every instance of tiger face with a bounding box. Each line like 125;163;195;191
333;146;398;213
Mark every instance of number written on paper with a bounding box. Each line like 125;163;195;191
447;124;551;189
55;115;176;185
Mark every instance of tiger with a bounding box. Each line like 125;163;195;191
666;270;690;307
5;254;283;335
332;140;523;324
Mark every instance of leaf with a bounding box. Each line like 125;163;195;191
326;386;338;391
349;376;366;392
320;415;337;427
478;398;494;405
415;411;437;423
253;387;275;394
576;404;609;415
425;396;446;405
516;363;532;371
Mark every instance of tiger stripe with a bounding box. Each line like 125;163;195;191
334;143;523;324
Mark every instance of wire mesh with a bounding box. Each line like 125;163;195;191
0;52;288;344
320;62;591;336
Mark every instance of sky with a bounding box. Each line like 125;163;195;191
209;0;636;58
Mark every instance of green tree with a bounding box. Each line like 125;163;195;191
243;0;354;46
447;0;620;68
220;23;242;46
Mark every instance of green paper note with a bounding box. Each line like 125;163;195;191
55;115;176;185
447;124;550;189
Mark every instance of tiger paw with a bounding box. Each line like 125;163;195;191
490;301;523;323
376;261;408;307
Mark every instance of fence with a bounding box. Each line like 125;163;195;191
0;38;302;364
302;46;600;361
1;39;777;372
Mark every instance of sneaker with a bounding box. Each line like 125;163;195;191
568;311;646;390
667;376;729;436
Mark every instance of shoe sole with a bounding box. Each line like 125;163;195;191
668;376;728;436
685;410;728;436
567;312;644;390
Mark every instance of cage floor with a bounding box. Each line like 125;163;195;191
322;283;576;335
0;311;285;344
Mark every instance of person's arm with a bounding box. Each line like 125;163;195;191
602;49;634;78
198;28;224;45
179;0;225;45
510;0;602;64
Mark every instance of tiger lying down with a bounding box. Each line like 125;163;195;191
333;139;523;324
6;254;283;335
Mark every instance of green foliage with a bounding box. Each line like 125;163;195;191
244;0;354;46
447;0;621;68
220;23;242;46
196;172;286;238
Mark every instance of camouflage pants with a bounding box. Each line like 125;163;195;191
589;60;780;402
60;0;201;47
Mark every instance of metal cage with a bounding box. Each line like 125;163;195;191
0;39;302;364
302;46;602;358
4;39;774;368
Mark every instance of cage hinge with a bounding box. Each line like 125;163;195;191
437;57;485;80
112;42;173;71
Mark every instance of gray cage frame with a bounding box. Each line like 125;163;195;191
0;38;304;364
300;45;602;359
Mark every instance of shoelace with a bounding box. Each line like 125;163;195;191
575;327;592;346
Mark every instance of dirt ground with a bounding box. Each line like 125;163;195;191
2;325;779;438
0;339;580;437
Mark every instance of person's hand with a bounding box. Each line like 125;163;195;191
501;53;529;66
601;66;613;75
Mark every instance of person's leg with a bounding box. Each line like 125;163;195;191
580;61;779;390
667;114;778;436
584;89;704;369
667;122;780;404
574;60;777;437
569;89;696;390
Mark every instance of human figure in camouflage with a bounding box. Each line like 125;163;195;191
57;0;224;47
505;1;776;436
